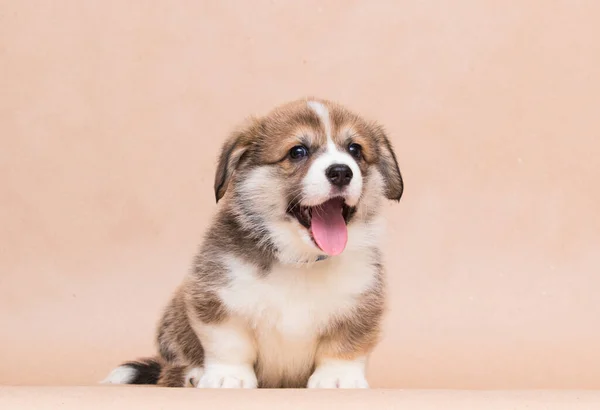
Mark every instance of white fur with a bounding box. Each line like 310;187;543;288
197;364;257;388
101;365;137;384
304;100;362;206
307;101;332;140
213;246;377;388
307;357;369;388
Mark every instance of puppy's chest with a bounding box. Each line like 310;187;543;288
221;257;374;336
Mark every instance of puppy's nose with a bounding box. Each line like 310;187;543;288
326;164;353;187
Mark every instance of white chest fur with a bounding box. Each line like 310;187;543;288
218;249;376;386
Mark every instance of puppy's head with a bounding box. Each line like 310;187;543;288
214;98;403;262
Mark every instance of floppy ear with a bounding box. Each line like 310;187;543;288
213;124;255;203
376;129;404;201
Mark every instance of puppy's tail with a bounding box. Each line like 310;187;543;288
102;357;163;385
102;357;196;387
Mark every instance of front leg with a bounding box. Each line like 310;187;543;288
308;356;369;389
308;288;384;389
192;316;258;389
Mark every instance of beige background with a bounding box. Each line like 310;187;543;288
1;0;599;390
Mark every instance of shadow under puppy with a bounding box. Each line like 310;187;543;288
103;97;403;388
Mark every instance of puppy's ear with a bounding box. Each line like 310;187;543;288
214;120;257;203
374;126;404;201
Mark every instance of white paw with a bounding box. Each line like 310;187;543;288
185;367;203;387
197;364;257;389
307;363;369;389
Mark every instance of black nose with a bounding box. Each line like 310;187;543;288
326;164;353;187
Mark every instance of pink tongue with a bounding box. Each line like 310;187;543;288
310;198;348;256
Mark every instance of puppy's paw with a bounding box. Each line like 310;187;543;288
184;367;203;387
307;362;369;389
197;364;257;389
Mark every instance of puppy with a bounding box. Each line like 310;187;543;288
102;98;403;389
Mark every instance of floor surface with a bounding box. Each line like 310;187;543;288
1;387;599;410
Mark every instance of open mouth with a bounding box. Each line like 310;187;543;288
287;197;356;256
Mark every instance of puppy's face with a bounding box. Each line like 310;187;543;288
214;99;403;262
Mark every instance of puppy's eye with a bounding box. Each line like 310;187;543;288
289;145;309;160
348;143;362;159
